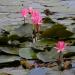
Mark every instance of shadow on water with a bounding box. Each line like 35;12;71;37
0;60;20;69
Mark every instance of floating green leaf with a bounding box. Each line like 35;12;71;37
19;48;37;59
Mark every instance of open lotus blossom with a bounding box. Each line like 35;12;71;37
32;15;42;25
21;8;28;17
32;15;42;32
21;7;42;32
31;9;40;18
31;9;42;32
54;40;66;53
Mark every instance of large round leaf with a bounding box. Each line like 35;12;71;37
0;73;11;75
32;40;53;51
10;23;33;37
37;48;59;62
0;55;20;63
0;47;19;55
19;48;37;59
0;69;29;75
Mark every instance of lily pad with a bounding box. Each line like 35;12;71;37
0;70;29;75
19;48;37;59
37;46;75;62
63;52;75;58
0;47;19;55
0;73;11;75
0;55;20;63
3;24;21;32
31;40;54;51
10;23;33;37
9;70;29;75
37;49;58;62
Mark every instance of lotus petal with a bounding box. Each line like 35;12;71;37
21;8;28;17
54;41;66;53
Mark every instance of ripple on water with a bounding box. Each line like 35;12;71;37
0;0;75;29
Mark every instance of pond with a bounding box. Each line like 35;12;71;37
0;0;75;29
0;0;75;75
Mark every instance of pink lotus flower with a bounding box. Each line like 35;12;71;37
29;7;33;14
55;41;66;53
21;8;28;17
32;15;42;32
32;15;42;25
21;7;42;32
31;9;41;18
31;9;42;24
31;9;42;32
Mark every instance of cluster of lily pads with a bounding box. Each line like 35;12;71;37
0;8;75;69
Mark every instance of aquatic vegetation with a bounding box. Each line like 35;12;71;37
19;48;37;59
0;2;75;74
42;17;55;24
9;34;19;41
0;73;11;75
31;9;42;33
21;7;42;33
44;9;55;16
0;47;19;55
0;36;8;46
41;23;74;39
63;52;75;58
0;55;20;68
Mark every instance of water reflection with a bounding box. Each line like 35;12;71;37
0;0;75;27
